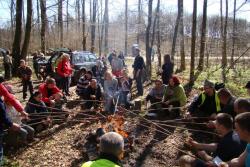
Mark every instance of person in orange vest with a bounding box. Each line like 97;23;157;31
81;132;124;167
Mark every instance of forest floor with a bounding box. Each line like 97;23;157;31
2;58;250;167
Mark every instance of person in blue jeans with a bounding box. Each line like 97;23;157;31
132;48;145;96
0;98;20;164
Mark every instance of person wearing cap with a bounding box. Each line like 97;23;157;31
81;132;124;167
179;113;246;167
245;81;250;97
163;75;187;118
187;79;222;118
132;47;145;96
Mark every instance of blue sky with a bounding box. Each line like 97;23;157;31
0;0;249;26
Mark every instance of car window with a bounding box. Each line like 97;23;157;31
72;53;90;64
88;54;96;62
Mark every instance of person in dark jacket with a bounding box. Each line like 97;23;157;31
179;113;246;167
84;79;103;109
0;98;20;164
18;59;34;100
187;79;221;118
76;70;92;98
245;81;250;97
161;54;174;85
132;48;145;96
218;88;237;118
3;50;12;80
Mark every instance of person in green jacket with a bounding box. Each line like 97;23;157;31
81;132;124;167
163;75;187;118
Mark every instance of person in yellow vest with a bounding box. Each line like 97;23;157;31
187;79;221;118
81;132;124;167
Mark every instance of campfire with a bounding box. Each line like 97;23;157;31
85;114;134;159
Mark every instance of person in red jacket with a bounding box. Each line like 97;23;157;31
38;77;62;107
0;76;28;119
56;53;73;96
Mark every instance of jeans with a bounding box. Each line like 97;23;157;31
135;72;143;96
19;124;34;141
23;79;34;99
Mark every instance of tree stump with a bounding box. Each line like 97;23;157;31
134;99;142;111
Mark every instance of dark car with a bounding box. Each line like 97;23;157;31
37;48;97;84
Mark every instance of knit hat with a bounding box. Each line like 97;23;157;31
245;81;250;89
203;79;215;88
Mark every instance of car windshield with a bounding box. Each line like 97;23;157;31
72;52;96;64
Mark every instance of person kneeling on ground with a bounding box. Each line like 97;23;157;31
39;77;63;109
84;79;103;110
4;84;34;146
187;79;221;119
76;70;92;99
145;79;166;110
179;113;246;167
218;88;237;118
25;91;51;132
81;132;124;167
162;75;187;118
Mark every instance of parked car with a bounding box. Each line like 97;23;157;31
36;48;97;84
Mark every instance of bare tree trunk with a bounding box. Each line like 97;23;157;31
90;0;97;52
58;0;63;47
179;0;185;71
146;0;153;79
12;0;23;75
82;0;86;50
10;0;15;38
156;0;161;67
21;0;33;60
222;0;228;82
40;0;46;54
37;0;40;25
137;0;141;44
189;0;197;86
98;0;103;56
76;0;81;33
125;0;128;56
66;0;69;33
104;0;109;53
171;0;181;62
231;0;236;68
197;0;207;71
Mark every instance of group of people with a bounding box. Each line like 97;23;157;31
1;46;250;167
